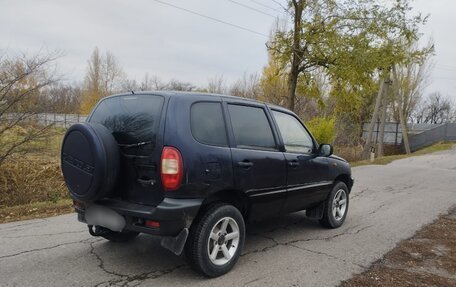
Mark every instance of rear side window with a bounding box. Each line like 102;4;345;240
89;95;164;148
191;102;228;146
228;104;276;150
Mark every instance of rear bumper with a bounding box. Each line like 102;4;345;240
75;197;203;236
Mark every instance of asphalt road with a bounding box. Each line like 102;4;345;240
1;148;456;287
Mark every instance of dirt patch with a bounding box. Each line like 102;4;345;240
340;207;456;287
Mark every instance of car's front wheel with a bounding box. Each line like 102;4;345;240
320;181;349;228
185;203;245;277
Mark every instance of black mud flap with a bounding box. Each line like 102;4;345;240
306;202;325;220
160;228;189;256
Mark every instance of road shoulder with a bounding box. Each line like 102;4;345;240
340;206;456;287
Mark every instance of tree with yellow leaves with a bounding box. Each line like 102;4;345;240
80;47;124;114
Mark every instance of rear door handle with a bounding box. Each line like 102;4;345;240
237;161;253;168
288;160;300;167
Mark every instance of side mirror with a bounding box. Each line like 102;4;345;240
319;144;333;157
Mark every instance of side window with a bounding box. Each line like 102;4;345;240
228;104;276;150
191;102;228;146
272;110;314;153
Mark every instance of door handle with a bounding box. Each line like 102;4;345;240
288;160;300;167
237;161;253;168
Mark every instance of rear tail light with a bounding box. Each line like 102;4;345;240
160;146;183;191
145;220;160;228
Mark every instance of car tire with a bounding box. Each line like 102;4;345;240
185;203;245;277
100;230;139;242
319;181;349;228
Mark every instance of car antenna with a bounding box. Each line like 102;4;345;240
131;90;135;94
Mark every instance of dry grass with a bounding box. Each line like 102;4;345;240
352;142;455;167
0;154;68;207
0;199;73;223
0;127;72;222
0;127;67;208
335;144;402;163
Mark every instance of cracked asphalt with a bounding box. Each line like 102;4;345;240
1;148;456;287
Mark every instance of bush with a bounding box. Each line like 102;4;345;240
0;154;68;207
306;117;336;144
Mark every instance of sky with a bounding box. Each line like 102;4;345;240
0;0;455;98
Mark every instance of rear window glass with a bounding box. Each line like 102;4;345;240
89;95;164;148
191;102;228;146
228;104;276;150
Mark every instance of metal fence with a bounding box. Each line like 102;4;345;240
361;122;440;145
1;113;88;128
408;123;456;151
362;122;456;152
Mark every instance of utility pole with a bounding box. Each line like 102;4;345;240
362;78;387;159
377;71;392;157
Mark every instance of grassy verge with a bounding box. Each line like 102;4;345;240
0;199;73;224
351;142;455;167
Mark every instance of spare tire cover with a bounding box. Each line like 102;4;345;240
61;123;120;202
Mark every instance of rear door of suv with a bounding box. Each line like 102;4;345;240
223;100;287;220
88;94;166;206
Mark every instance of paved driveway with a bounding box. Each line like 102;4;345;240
1;148;455;287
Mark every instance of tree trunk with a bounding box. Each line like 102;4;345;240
287;68;299;111
377;75;390;157
392;65;411;154
287;1;304;112
362;78;386;159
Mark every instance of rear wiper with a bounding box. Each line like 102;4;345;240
118;141;153;148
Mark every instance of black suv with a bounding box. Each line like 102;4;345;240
61;91;353;277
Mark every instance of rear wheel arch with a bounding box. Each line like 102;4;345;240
199;190;250;219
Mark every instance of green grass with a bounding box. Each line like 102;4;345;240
351;142;455;167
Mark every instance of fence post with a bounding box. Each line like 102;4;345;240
44;113;47;125
395;122;399;146
64;113;67;128
375;120;380;144
77;113;80;124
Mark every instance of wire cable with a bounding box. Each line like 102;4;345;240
249;0;283;12
270;0;288;11
226;0;276;18
152;0;269;38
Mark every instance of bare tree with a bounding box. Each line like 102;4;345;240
230;73;261;99
44;84;82;113
164;79;195;91
415;92;452;124
0;51;61;165
207;75;226;94
392;43;433;123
